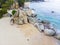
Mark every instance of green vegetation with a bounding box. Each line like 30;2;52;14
0;0;14;9
0;0;14;18
25;0;30;2
0;8;7;18
0;0;26;18
17;0;25;7
0;10;3;18
12;10;16;15
1;8;7;14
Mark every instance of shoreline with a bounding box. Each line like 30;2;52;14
0;17;59;45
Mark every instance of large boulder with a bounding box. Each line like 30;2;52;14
44;29;56;36
54;31;60;40
34;23;44;32
41;20;50;24
37;19;41;23
18;18;23;25
25;8;36;17
54;33;60;40
28;17;37;24
19;9;28;24
10;19;14;25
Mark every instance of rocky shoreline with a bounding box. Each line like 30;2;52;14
8;4;60;40
27;9;60;40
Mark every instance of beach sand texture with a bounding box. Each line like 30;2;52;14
18;23;57;45
0;17;58;45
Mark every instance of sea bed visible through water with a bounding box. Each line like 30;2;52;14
29;1;60;33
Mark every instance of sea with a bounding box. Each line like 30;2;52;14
29;2;60;33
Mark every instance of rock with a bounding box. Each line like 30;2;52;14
54;32;60;40
34;23;44;32
26;9;36;17
37;19;41;23
51;11;54;13
31;14;37;17
44;29;56;36
19;9;28;24
28;17;37;24
10;18;14;25
22;10;28;24
18;18;23;25
38;23;44;32
34;23;39;28
41;20;50;24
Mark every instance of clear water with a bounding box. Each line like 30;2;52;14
29;2;60;32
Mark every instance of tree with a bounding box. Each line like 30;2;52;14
0;8;7;18
2;3;9;9
0;0;14;9
25;0;30;2
5;0;14;6
17;0;25;7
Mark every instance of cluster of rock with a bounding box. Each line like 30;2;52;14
10;7;60;40
26;10;60;40
11;2;19;9
32;18;60;40
10;7;37;25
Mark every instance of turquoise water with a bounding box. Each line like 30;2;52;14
29;2;60;32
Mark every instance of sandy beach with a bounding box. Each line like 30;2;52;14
0;17;60;45
17;23;57;45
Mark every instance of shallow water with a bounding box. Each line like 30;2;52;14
29;2;60;32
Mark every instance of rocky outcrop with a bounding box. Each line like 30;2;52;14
26;9;36;17
19;9;28;24
44;29;56;36
28;17;37;24
25;8;37;24
54;32;60;40
11;2;19;9
34;23;44;32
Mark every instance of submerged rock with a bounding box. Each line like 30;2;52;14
44;29;56;36
51;11;54;13
41;20;50;24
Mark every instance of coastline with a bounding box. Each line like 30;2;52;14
0;17;59;45
0;2;60;45
17;23;57;45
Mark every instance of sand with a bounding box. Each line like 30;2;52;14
0;17;59;45
17;23;57;45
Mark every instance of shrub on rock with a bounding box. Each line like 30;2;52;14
12;10;17;15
